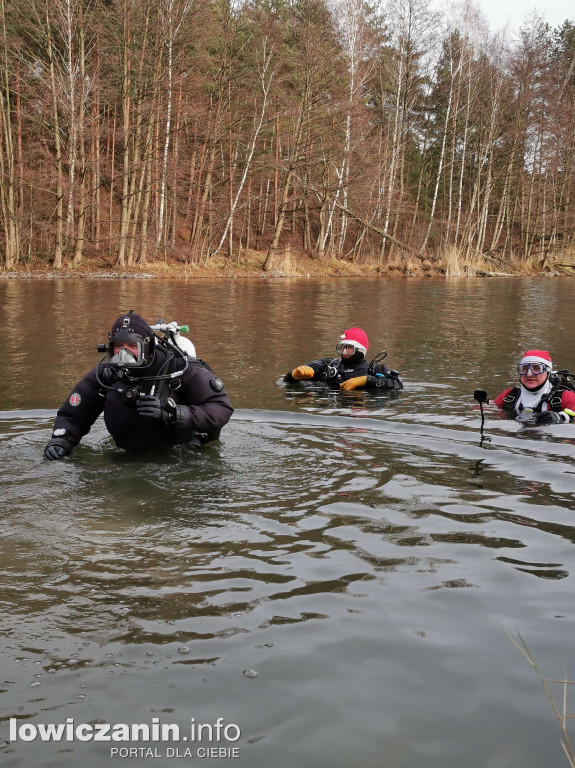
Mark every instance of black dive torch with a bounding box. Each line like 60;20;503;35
473;389;491;443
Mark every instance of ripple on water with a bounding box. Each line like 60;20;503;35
1;398;575;768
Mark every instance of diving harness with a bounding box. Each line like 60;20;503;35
318;350;394;385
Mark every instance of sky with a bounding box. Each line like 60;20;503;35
476;0;574;33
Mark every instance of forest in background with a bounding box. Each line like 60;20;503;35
0;0;574;275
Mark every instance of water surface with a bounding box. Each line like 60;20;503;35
1;277;575;767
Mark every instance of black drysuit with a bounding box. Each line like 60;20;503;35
284;355;403;390
49;346;233;454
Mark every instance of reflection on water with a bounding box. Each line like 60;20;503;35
1;277;575;767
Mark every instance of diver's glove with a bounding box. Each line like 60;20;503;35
364;371;402;390
136;394;174;426
535;410;568;425
291;366;315;381
340;375;367;391
136;395;192;431
44;436;74;461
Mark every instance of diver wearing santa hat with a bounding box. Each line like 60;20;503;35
283;327;403;392
493;350;575;423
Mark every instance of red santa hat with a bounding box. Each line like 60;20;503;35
338;327;369;355
520;350;552;369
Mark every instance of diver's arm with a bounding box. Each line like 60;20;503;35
561;391;575;412
364;364;403;390
559;391;575;421
283;359;327;382
45;368;106;458
159;366;234;443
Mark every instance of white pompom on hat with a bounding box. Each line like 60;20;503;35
520;350;552;369
338;327;369;356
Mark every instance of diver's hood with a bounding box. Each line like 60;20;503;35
105;311;155;369
341;350;365;367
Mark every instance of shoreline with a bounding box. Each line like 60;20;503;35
0;267;554;279
0;249;569;279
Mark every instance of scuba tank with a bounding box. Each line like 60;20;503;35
151;320;196;359
552;369;575;392
543;369;575;411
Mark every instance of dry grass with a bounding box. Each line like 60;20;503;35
508;632;575;767
437;246;516;277
0;245;554;279
441;246;464;276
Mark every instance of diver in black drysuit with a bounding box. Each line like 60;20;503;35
44;312;233;459
283;353;403;390
283;327;403;392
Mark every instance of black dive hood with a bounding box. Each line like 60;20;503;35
104;310;155;369
95;312;189;391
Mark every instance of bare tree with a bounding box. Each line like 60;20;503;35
0;0;20;267
211;39;276;258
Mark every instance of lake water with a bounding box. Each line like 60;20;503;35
1;276;575;768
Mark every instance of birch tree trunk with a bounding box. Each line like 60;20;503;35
0;0;19;267
116;0;132;267
45;0;64;268
73;9;88;264
420;49;461;253
263;75;309;269
211;41;275;259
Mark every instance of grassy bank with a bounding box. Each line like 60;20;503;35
1;247;572;279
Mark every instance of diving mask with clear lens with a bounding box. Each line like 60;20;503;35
109;346;140;366
106;335;150;368
336;341;361;357
517;362;549;376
